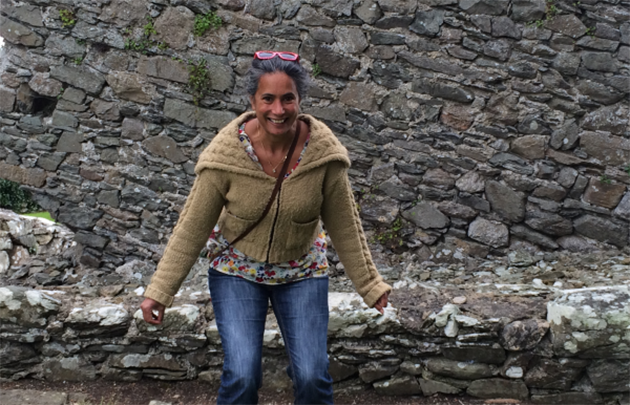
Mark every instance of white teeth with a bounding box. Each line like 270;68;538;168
270;118;285;124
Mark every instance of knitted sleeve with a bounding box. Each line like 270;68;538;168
144;169;227;307
320;162;392;308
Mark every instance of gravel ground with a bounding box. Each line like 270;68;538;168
0;379;529;405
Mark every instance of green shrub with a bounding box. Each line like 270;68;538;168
0;179;41;213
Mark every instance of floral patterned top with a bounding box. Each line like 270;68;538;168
207;122;329;284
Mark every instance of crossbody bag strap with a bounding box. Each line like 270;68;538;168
229;122;301;246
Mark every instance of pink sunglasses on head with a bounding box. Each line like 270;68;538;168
254;50;300;62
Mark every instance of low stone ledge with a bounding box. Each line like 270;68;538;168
0;283;628;401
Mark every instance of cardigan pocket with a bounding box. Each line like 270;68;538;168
285;218;320;251
220;211;258;240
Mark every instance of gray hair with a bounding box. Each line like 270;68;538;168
245;56;310;100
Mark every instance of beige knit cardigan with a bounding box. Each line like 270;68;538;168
144;112;392;308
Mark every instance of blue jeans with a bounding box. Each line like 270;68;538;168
208;269;333;405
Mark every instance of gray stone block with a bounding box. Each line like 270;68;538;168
0;16;44;47
467;378;528;400
409;10;444;37
315;46;360;78
545;14;587;38
492;16;522;39
459;0;509;15
512;0;546;22
425;357;495;380
403;202;450;229
486;181;526;222
548;287;630;359
582;52;618;73
50;65;106;95
468;217;509;247
51;110;79;128
573;214;628;248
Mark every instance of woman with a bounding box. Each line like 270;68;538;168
140;51;391;404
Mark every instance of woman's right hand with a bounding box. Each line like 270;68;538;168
140;297;165;325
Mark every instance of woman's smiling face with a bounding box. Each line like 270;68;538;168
249;72;300;139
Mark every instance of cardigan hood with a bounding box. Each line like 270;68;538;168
195;112;351;177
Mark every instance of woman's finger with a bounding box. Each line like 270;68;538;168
141;300;164;325
154;307;164;323
145;311;162;324
142;307;157;324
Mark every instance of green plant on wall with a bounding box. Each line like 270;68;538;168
546;0;559;19
186;59;212;105
312;64;322;77
0;179;41;214
527;20;544;28
143;16;157;37
599;174;612;185
527;0;559;28
371;217;405;249
194;11;222;36
59;9;76;28
623;165;630;176
124;37;152;53
122;15;169;54
73;57;83;65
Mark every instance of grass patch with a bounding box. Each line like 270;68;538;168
23;212;55;222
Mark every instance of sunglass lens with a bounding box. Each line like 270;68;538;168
279;52;298;60
257;51;275;58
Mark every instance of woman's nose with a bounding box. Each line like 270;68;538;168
272;100;284;114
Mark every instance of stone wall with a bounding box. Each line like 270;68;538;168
0;0;628;274
1;211;630;401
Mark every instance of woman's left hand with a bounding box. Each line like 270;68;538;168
374;292;389;314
